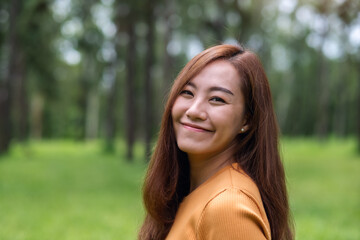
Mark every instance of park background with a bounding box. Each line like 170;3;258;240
0;0;359;239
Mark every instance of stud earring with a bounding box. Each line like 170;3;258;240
241;128;245;132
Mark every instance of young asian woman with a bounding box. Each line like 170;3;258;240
138;44;294;240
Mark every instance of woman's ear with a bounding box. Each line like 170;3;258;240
239;123;250;133
239;114;250;133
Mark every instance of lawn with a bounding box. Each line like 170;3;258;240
0;140;147;240
282;138;360;240
0;138;359;239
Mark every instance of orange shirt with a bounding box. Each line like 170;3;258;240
166;163;271;240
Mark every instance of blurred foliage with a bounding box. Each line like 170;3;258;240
0;0;359;155
0;138;359;239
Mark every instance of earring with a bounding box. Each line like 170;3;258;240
241;128;245;132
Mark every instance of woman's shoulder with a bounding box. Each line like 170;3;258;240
227;163;263;203
201;163;262;203
196;186;271;239
169;164;271;240
204;164;266;220
193;164;271;239
184;163;261;207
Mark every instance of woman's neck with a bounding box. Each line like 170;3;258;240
188;146;235;192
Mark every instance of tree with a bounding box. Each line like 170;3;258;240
143;0;156;160
125;7;137;161
357;62;360;152
72;0;105;140
0;0;22;154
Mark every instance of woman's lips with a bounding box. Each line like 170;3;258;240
181;123;212;132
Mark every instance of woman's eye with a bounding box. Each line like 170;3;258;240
210;97;226;103
180;90;193;97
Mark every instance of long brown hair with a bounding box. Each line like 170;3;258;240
139;44;293;240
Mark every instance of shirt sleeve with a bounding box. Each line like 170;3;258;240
196;188;271;240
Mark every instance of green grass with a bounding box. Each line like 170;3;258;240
0;140;147;240
0;138;359;239
282;138;360;240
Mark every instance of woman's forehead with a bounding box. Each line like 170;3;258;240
188;60;241;89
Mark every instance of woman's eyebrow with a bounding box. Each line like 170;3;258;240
186;82;196;88
186;82;234;95
209;86;234;95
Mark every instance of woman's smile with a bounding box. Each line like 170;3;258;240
181;122;213;132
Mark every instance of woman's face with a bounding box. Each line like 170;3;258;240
172;60;247;160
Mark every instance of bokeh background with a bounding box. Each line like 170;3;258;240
0;0;359;239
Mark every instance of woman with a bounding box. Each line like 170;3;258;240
139;44;293;240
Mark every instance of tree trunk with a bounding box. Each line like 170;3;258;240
0;0;21;154
104;66;117;153
30;94;44;139
85;88;100;139
357;60;360;152
332;62;347;137
0;66;12;153
162;0;175;98
78;56;95;140
11;50;28;141
315;35;330;139
276;71;295;133
77;75;88;140
125;20;136;161
144;0;156;161
0;48;12;153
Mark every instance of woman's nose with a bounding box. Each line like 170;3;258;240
185;100;207;121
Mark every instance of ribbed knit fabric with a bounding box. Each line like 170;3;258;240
166;163;271;240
